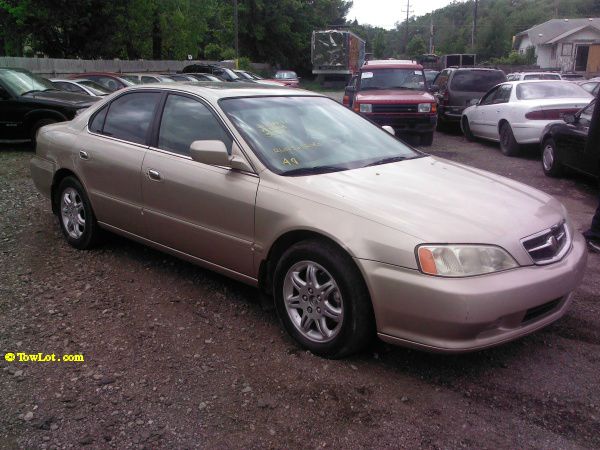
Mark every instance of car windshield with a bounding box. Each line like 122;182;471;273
0;69;57;95
450;70;506;92
516;82;590;100
424;71;438;83
121;75;141;84
248;72;263;80
360;68;425;91
220;96;421;175
74;80;112;95
275;71;297;79
523;73;561;80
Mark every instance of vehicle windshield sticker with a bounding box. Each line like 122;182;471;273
361;72;373;79
258;121;287;137
272;141;321;154
415;71;421;75
282;158;300;165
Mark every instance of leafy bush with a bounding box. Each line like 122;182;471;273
237;56;252;71
220;48;236;60
204;43;222;61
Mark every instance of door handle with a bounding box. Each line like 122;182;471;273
147;169;162;181
79;150;89;160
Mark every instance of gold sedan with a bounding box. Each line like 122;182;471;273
30;83;587;358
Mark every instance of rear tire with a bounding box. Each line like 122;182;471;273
56;177;101;250
541;137;563;177
420;132;434;146
461;117;475;142
499;122;520;156
273;239;374;358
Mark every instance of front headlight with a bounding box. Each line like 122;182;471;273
418;103;432;113
417;245;518;277
359;103;372;113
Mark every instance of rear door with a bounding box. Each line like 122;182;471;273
141;93;258;276
76;91;161;236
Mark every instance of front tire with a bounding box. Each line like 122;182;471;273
541;137;563;177
499;122;520;156
461;117;475;141
273;240;374;358
56;177;101;249
420;132;434;146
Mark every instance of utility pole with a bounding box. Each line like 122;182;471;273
471;0;478;51
429;16;434;54
233;0;239;62
401;0;414;53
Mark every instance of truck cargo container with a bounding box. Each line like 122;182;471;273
312;30;366;86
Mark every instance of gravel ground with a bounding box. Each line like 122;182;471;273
1;127;599;449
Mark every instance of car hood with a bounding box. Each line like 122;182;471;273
356;90;435;103
25;90;99;107
280;156;564;244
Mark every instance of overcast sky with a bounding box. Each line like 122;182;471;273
349;0;467;29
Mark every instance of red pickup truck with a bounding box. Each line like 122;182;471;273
343;60;437;146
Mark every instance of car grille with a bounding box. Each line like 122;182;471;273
521;222;570;265
372;104;418;113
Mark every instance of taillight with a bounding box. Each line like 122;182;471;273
442;90;449;105
431;103;437;113
343;95;350;106
353;103;360;112
525;108;579;120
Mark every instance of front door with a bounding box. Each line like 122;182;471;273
141;93;258;276
76;91;162;236
557;101;595;176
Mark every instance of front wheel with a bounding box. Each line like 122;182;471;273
56;177;101;249
461;117;475;141
499;122;520;156
273;240;374;358
420;132;434;146
541;138;563;177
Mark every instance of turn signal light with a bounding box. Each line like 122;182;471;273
417;247;438;275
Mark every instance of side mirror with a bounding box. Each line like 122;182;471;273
429;85;440;94
382;125;395;136
189;140;253;172
468;98;479;107
563;113;577;124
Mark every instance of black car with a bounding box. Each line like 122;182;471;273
0;68;99;142
540;99;598;178
431;67;507;129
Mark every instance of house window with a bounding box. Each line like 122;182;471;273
551;45;557;60
561;43;573;56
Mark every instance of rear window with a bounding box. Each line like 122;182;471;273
516;82;590;100
450;70;506;92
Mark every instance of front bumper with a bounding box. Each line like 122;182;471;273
357;231;588;353
362;113;437;134
438;105;465;122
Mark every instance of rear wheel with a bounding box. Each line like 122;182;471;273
499;122;520;156
541;137;563;177
56;177;101;249
273;239;374;358
461;117;475;141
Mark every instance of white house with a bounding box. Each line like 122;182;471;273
513;18;600;73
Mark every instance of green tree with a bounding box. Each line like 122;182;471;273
406;35;427;59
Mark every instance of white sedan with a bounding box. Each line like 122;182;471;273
461;80;593;156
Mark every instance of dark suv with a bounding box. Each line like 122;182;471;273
432;67;506;129
0;68;99;143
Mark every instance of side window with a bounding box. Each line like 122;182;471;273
436;70;450;88
480;86;500;105
493;85;512;104
89;105;108;133
158;94;232;156
103;92;161;144
141;76;156;84
92;76;120;92
580;101;595;125
68;83;87;94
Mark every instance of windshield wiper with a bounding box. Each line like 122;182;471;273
362;156;410;168
283;165;347;176
21;89;42;96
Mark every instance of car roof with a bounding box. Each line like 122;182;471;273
117;82;318;101
363;60;422;70
71;72;125;78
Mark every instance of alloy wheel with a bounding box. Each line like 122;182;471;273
61;187;86;239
